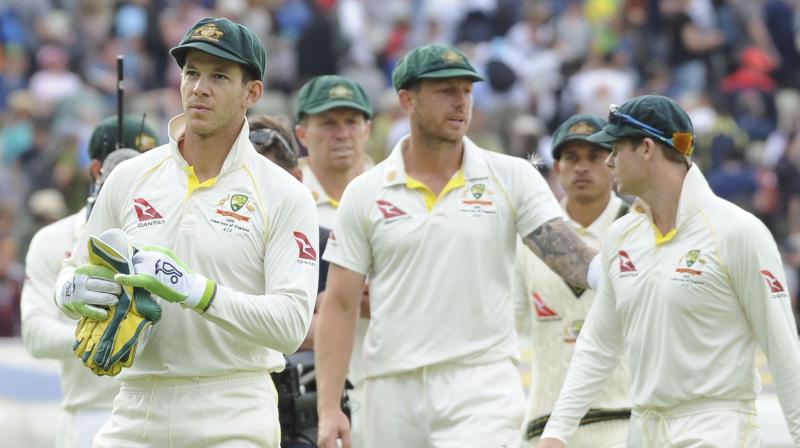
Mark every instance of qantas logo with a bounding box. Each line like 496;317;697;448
376;200;407;219
532;292;560;320
133;198;163;221
760;270;785;294
619;250;636;272
293;231;317;261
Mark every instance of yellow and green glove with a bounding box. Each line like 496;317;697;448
72;229;162;376
115;245;216;313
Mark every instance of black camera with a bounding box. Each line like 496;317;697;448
272;351;351;446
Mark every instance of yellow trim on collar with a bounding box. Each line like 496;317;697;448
329;198;340;208
184;166;218;195
406;169;465;211
653;224;677;245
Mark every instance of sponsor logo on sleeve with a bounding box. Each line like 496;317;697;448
618;250;638;278
761;270;788;297
532;292;561;321
294;231;317;264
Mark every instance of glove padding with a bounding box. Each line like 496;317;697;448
115;245;216;312
58;263;121;321
72;229;162;376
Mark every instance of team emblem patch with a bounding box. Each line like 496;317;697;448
328;85;354;100
563;319;584;343
567;121;597;135
191;23;223;42
686;249;700;267
441;49;463;65
470;183;485;199
230;194;248;212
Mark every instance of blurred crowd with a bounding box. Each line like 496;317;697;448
3;0;800;335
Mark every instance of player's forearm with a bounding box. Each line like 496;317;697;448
523;218;598;289
202;285;314;354
315;292;359;413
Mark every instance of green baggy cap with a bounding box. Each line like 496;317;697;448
295;75;373;122
391;44;483;91
88;115;159;161
587;95;695;156
551;114;611;159
170;17;266;80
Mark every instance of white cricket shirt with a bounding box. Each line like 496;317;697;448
324;136;563;378
515;195;631;422
57;115;319;378
542;165;800;444
21;211;120;411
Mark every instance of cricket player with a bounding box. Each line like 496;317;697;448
20;115;158;448
539;95;800;447
54;17;318;447
315;44;598;448
514;114;631;447
294;74;373;448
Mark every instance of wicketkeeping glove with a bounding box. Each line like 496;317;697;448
115;245;216;312
72;228;162;376
57;263;121;321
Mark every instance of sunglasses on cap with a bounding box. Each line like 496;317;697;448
608;104;694;156
249;127;297;166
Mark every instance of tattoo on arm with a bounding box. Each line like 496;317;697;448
522;217;598;289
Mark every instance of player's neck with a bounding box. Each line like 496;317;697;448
565;193;611;228
639;168;687;235
181;121;243;182
308;157;364;202
404;134;463;184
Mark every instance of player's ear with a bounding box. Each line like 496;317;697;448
243;79;263;108
89;159;102;180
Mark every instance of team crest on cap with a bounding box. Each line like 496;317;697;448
191;23;223;43
328;85;354;100
135;133;156;150
441;49;463;65
568;121;597;135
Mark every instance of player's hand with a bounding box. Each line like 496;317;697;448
57;263;121;320
114;245;216;312
537;438;565;448
318;408;352;448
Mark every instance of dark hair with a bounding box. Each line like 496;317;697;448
248;115;299;171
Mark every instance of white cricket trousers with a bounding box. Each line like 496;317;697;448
628;399;762;447
93;371;280;447
57;408;112;448
362;358;525;448
523;419;628;448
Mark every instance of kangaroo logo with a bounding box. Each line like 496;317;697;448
155;260;183;285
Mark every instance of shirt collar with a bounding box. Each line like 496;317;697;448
167;113;256;175
561;194;624;238
631;164;714;229
300;161;334;206
380;135;491;187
